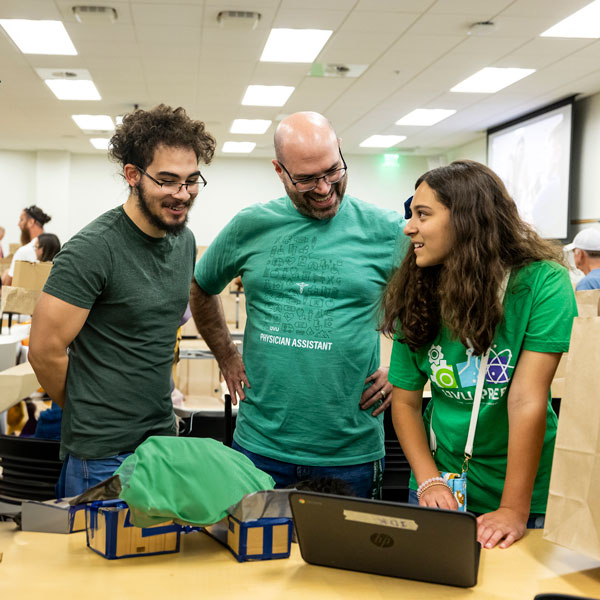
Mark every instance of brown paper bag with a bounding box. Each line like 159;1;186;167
12;260;52;290
543;316;600;559
575;289;600;317
1;286;42;315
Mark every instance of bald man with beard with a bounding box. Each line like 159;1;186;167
191;112;408;498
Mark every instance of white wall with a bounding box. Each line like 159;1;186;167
2;91;599;247
1;151;428;248
571;93;600;233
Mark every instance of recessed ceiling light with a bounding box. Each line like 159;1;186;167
0;19;77;55
395;109;457;126
242;85;294;107
450;67;535;93
541;0;600;38
260;28;333;63
360;135;406;148
222;141;256;153
230;119;272;134
72;115;114;131
45;79;101;100
90;138;110;150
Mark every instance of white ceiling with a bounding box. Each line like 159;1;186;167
0;0;599;157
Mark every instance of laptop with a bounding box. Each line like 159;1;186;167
289;491;481;588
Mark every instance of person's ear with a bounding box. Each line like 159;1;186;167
272;159;285;181
124;164;140;187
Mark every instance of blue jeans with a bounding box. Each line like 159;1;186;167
407;489;545;529
231;440;383;499
57;453;132;498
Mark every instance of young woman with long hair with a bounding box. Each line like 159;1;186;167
35;233;61;263
382;160;577;549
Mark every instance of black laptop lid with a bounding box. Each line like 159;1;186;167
289;491;480;588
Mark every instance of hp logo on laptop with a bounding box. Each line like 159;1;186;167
370;533;394;548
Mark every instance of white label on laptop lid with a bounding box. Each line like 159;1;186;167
343;510;418;531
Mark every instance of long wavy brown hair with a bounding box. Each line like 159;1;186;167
381;160;566;355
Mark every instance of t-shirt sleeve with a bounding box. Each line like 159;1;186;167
43;232;111;310
576;277;595;291
388;333;428;390
522;263;578;353
392;218;410;269
194;215;240;295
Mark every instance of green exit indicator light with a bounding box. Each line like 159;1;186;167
383;153;399;166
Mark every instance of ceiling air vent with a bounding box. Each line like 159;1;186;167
217;10;261;30
72;6;118;24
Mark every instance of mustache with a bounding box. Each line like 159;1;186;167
162;200;192;209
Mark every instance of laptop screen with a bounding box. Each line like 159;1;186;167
289;491;480;588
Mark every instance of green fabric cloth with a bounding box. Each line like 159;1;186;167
388;261;577;514
195;195;408;466
116;437;276;527
44;206;195;460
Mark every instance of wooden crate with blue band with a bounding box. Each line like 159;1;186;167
226;514;292;562
85;500;181;559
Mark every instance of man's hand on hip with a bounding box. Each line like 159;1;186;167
221;351;250;405
360;367;392;417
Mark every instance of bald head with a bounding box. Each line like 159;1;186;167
274;112;338;163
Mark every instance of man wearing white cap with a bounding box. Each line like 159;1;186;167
565;227;600;290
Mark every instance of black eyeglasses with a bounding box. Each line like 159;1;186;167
278;150;347;193
135;166;207;194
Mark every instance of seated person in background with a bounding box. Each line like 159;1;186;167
35;233;61;263
565;227;600;290
381;160;577;550
1;205;51;286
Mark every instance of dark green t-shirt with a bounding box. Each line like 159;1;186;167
44;206;196;460
195;195;408;466
388;261;577;514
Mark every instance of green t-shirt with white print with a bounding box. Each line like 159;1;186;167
388;261;577;514
195;195;408;466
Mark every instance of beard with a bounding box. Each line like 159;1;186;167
135;182;191;236
287;174;348;221
21;228;31;245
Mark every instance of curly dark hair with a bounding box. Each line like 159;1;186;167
108;104;216;176
381;160;565;355
24;205;51;226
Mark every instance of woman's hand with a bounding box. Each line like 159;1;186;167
419;484;458;511
476;507;528;549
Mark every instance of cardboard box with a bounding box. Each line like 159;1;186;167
13;260;52;290
225;515;292;562
21;499;86;534
0;362;40;412
0;255;12;273
85;500;181;559
1;286;42;315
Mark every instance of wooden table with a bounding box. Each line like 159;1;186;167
1;524;599;599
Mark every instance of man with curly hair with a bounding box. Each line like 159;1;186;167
29;105;216;496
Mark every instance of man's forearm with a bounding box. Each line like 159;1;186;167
28;350;68;408
189;280;238;364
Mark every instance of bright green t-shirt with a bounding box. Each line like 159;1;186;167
388;261;577;514
195;195;408;466
44;206;196;460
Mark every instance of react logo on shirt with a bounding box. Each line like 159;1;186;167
486;347;513;384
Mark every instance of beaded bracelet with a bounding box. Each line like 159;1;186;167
416;476;449;499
